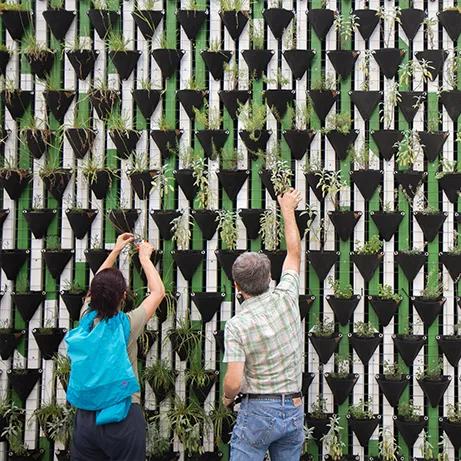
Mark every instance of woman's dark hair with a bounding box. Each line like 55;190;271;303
88;268;127;319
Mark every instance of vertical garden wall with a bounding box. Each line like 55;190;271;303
0;0;461;460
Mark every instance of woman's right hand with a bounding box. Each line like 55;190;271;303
139;241;154;260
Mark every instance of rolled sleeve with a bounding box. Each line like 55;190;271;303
274;270;300;302
223;320;245;363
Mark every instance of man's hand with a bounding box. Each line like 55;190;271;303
278;188;302;212
139;241;154;260
114;233;134;252
222;395;235;408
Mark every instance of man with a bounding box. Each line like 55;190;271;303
222;188;304;461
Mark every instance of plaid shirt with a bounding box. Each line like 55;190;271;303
223;270;302;393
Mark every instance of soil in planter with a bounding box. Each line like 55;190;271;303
43;249;74;279
129;170;157;200
241;49;274;80
348;416;380;447
308;89;338;121
151;129;183;160
417;375;451;407
350;252;383;282
412;296;445;328
174;169;199;202
41;170;72;201
219;90;250;120
133;89;162;120
108;209;140;234
299;294;315;320
395;416;427;448
371;129;403;161
395;251;426;282
220;10;249;41
176;9;207;41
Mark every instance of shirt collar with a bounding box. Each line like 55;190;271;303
240;290;271;311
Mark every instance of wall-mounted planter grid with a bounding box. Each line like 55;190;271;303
1;0;461;460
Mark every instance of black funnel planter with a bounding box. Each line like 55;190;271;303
8;369;42;402
326;295;360;326
438;172;461;203
61;290;86;322
152;48;185;79
12;291;46;323
195;130;229;159
259;168;277;200
441;418;461;451
108;209;140;234
89;90;119;120
217;169;249;200
440;252;461;281
400;8;425;40
192;209;219;240
55;450;71;461
283;130;316;160
305;414;334;442
350;169;382;201
109;50;141;81
150;382;176;404
191;292;225;323
176;9;208;41
25;129;51;160
133;89;162;120
137;330;157;360
32;328;66;360
2;89;33;121
264;89;295;118
0;50;11;76
395;251;426;282
414;211;447;242
190;372;217;404
412;296;445;327
376;374;410;407
220;10;249;41
371;130;403;161
85;249;111;274
0;209;9;230
308;90;338;121
296;209;316;240
348;416;380;447
0;169;31;200
200;50;232;80
23;209;57;239
354;9;379;40
242;49;274;79
0;249;28;281
66;49;99;80
349;333;383;365
437;335;461;367
440;89;461;121
350;91;381;120
307;250;339;281
177;89;206;120
132;9;164;40
369;296;401;327
87;9;119;39
43;8;75;41
174;169;198;202
66;209;98;239
129;170;157;200
214;330;225;353
151;129;183;159
439;9;461;41
418;131;449;163
0;10;31;41
169;331;198;361
43;249;74;279
150;210;180;240
26;51;55;79
395;170;425;199
305;172;325;201
306;9;335;40
42;169;72;201
326;125;357;156
373;48;405;79
89;170;113;200
44;90;75;122
309;333;342;364
299;294;315;320
325;373;358;405
327;50;359;80
132;250;161;280
0;330;25;360
393;334;427;367
109;130;140;159
172;250;205;281
301;372;315;396
155;293;179;325
263;8;294;39
398;91;425;123
215;249;245;280
239;130;271;157
415;50;448;81
283;49;316;80
417;376;451;407
263;250;287;282
350;252;383;282
395;416;427;448
9;448;45;461
219;90;250;120
328;210;362;241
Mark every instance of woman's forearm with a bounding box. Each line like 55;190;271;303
140;255;165;296
96;248;120;274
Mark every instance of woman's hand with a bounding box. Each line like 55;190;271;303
114;233;134;252
139;241;154;260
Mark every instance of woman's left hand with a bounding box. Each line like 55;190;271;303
114;233;134;252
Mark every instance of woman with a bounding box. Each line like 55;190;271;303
67;233;165;461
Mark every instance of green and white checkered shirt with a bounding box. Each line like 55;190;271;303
223;270;302;394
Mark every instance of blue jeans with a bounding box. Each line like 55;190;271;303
230;397;305;461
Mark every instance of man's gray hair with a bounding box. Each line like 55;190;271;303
232;252;271;297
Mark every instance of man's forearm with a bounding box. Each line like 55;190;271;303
223;379;241;399
282;208;301;258
140;255;164;296
96;248;120;274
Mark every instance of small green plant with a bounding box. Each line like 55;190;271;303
107;31;131;51
377;284;401;303
146;422;171;458
334;13;358;49
420;271;444;300
446;402;461;423
354;235;383;254
383;360;405;380
52;353;71;389
263;69;290;89
321;415;345;460
348;398;374;419
310;315;335;337
303;152;322;173
350;141;376;170
377;428;400;461
185;75;204;90
34;402;74;445
421;16;438;49
398;400;421;421
220;0;246;10
316;170;348;209
380;80;401;129
81;155;116;186
165;314;203;362
0;2;29;10
220;147;243;170
310;74;336;91
325;112;352;135
45;235;61;251
376;6;401;47
193;159;217;210
15;273;29;293
238;102;267;140
216;210;238;250
330;353;350;379
223;61;247;90
185;368;214;388
249;19;264;50
285;100;312;130
354;321;376;338
151;165;175;202
210;404;237;447
419;430;434;460
416;358;443;381
0;399;26;455
259;208;283;251
448;231;461;255
193;102;222;131
399;58;434;88
328;276;353;299
143;359;178;392
21;29;52;60
396;129;421;169
270;160;293;196
171;209;192;251
310;394;329;419
92;0;109;9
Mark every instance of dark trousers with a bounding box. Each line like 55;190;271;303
71;403;146;461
